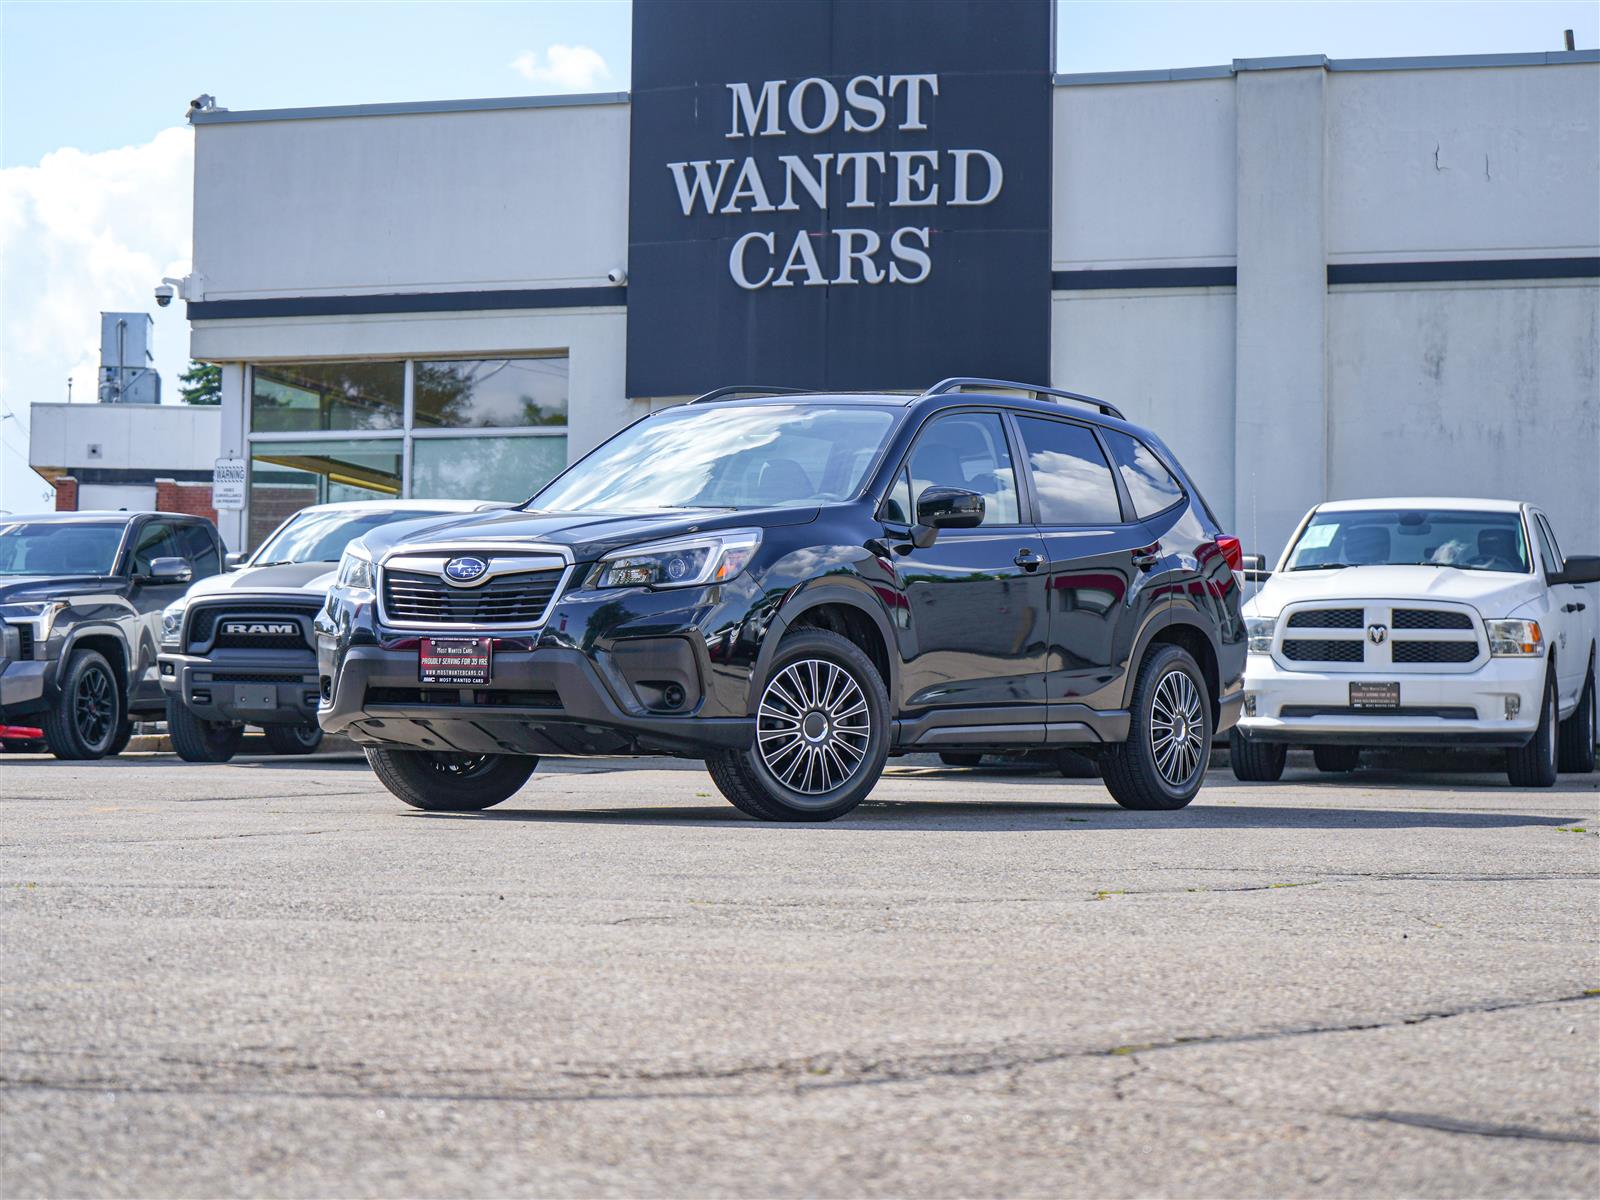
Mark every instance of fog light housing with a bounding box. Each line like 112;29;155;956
1504;695;1520;720
160;661;174;677
662;682;687;709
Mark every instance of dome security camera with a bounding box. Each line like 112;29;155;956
154;283;176;308
606;267;628;286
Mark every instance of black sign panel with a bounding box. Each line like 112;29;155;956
627;0;1053;397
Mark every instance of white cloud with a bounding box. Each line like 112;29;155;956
0;127;194;512
510;44;612;92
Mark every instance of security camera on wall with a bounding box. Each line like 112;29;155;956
154;284;175;308
607;267;628;286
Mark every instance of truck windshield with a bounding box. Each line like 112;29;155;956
0;521;125;576
1285;509;1531;574
531;403;899;512
252;508;455;564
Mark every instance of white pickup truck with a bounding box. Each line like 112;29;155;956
1231;498;1598;786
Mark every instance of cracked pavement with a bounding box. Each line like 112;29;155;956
1;751;1596;1197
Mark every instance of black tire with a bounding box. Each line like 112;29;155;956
166;696;245;763
939;752;983;768
706;629;889;822
366;747;537;811
1506;671;1559;788
1229;728;1286;782
43;649;124;761
1312;745;1361;773
1102;644;1211;810
1556;661;1596;774
264;723;324;756
1057;748;1100;778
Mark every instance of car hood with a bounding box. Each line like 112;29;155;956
0;575;123;604
183;562;338;602
354;506;823;563
1246;565;1546;619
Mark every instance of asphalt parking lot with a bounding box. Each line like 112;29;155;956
1;750;1595;1198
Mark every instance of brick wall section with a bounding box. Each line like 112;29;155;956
53;477;78;512
154;479;218;525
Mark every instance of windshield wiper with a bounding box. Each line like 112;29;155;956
1289;562;1353;571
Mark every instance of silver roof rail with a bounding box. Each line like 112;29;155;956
688;385;814;405
921;377;1126;421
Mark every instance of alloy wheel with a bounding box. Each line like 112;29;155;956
74;664;115;748
425;753;499;779
756;658;872;797
1150;668;1205;788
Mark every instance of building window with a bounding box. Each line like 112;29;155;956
243;355;568;547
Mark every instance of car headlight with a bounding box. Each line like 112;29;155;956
0;600;69;642
1486;618;1543;656
1244;615;1276;654
588;529;762;590
336;545;375;590
160;600;188;648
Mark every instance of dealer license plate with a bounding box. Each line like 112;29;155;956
1349;681;1400;709
419;636;492;686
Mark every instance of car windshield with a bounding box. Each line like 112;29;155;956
1285;509;1531;574
0;521;125;576
531;403;899;512
252;508;456;564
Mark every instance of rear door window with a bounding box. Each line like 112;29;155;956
1101;429;1185;518
1013;416;1123;526
174;524;222;579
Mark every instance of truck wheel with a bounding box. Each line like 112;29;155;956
43;649;124;760
1228;728;1286;782
706;629;888;822
1556;662;1596;774
939;752;982;768
166;696;244;763
1312;745;1361;773
264;723;324;756
1102;644;1211;810
1506;673;1559;788
366;748;537;811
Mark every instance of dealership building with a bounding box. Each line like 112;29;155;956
180;1;1598;558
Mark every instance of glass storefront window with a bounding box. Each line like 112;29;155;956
251;361;405;432
412;358;568;429
411;436;567;503
247;438;403;548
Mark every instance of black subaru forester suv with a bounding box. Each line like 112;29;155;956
317;378;1246;821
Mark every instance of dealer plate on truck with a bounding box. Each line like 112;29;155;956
420;637;491;686
1349;681;1400;709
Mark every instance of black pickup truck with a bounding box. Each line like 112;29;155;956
0;511;225;758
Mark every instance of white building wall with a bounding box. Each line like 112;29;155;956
28;402;221;474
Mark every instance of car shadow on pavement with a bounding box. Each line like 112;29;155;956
414;798;1587;831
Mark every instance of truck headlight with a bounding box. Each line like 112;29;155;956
160;600;188;648
588;529;762;590
1244;616;1276;655
336;545;375;591
1486;618;1543;656
0;600;69;642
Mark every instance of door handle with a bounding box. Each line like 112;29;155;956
1014;549;1044;571
1132;545;1161;571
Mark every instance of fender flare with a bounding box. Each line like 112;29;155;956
748;580;900;716
55;624;134;696
1118;608;1222;714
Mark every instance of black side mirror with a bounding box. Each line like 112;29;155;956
145;556;193;585
910;487;985;549
1550;554;1600;585
1240;553;1272;582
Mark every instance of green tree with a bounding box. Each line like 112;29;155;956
179;361;222;405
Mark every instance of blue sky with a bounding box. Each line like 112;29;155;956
1;0;1596;512
3;1;1594;168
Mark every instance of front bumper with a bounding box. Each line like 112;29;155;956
159;650;321;725
0;656;50;715
1235;653;1545;748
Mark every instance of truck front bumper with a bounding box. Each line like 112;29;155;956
0;657;50;715
1234;654;1545;748
159;651;321;726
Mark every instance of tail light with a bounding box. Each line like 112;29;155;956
1216;535;1244;572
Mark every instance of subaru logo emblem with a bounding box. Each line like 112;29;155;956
443;556;489;584
1367;623;1388;645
